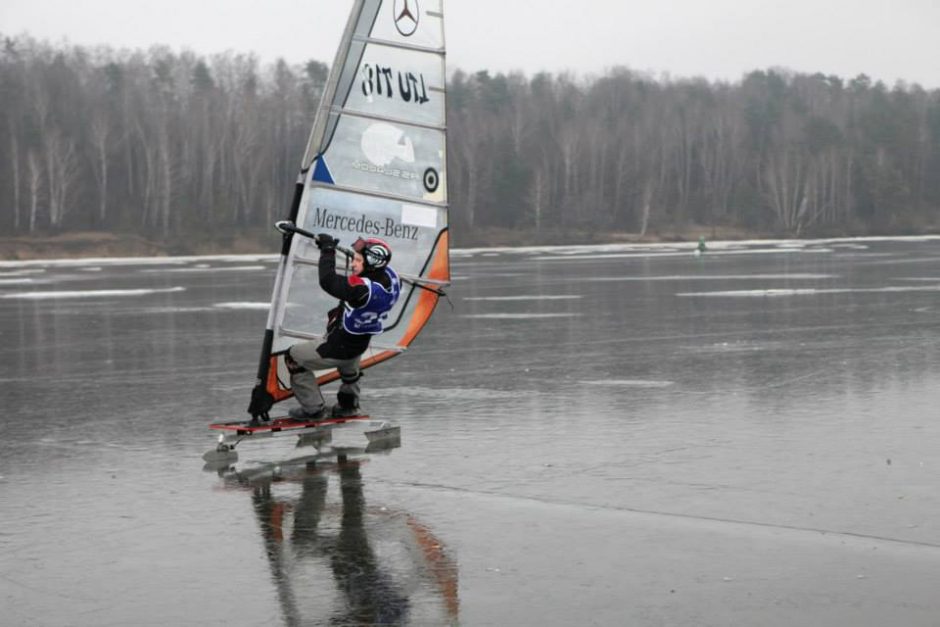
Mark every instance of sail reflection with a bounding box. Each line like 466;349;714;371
218;458;458;626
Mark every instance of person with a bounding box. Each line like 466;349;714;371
285;233;401;420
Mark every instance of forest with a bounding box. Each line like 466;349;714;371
1;34;939;252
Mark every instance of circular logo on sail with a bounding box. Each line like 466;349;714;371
423;167;439;193
393;0;419;37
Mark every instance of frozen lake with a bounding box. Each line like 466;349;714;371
2;237;940;626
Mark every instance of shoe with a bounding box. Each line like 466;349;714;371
288;405;326;421
330;404;360;418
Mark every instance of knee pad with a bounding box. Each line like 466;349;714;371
340;371;362;385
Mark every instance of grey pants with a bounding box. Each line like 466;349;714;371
287;341;361;411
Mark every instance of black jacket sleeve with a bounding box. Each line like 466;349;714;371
318;249;369;307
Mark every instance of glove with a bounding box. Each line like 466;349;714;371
315;233;338;252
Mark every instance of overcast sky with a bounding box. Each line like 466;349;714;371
2;0;938;87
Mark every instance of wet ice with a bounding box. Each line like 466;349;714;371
2;237;940;626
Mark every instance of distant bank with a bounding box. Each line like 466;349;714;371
0;225;922;260
0;230;280;261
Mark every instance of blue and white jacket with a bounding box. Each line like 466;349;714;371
316;248;400;359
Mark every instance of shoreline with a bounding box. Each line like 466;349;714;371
2;230;939;266
0;229;729;261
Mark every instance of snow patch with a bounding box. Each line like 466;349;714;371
583;379;675;388
213;302;271;310
584;273;836;282
1;287;186;299
463;295;582;301
140;265;268;273
460;313;580;319
678;285;940;297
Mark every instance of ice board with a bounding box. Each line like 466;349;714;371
204;414;401;464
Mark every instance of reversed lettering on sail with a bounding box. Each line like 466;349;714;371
350;45;444;126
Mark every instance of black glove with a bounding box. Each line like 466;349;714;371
315;233;338;252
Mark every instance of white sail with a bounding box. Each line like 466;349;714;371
251;0;449;412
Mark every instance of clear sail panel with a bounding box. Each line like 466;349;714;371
298;186;446;276
369;0;444;50
345;43;445;127
321;115;446;203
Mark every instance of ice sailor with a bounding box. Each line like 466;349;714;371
286;234;401;420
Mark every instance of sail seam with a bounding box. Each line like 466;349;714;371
308;181;450;209
333;107;446;133
352;35;445;56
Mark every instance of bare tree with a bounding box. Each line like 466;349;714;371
26;149;42;232
88;110;112;223
8;119;21;230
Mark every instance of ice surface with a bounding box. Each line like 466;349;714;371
3;237;940;626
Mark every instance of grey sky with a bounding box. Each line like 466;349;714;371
2;0;938;87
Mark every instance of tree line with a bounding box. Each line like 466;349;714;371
2;34;939;247
448;68;940;238
0;35;327;242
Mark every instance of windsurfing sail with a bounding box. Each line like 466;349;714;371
248;0;449;419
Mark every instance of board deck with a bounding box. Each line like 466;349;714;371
209;414;371;435
204;413;400;464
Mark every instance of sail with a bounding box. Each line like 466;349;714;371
250;0;449;416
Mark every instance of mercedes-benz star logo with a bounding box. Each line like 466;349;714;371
393;0;419;37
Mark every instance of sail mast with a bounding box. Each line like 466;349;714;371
247;2;369;419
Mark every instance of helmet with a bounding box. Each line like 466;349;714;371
353;237;392;270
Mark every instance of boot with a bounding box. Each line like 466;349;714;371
330;403;360;418
332;391;360;417
288;405;326;421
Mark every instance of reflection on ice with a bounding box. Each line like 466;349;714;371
211;460;459;626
